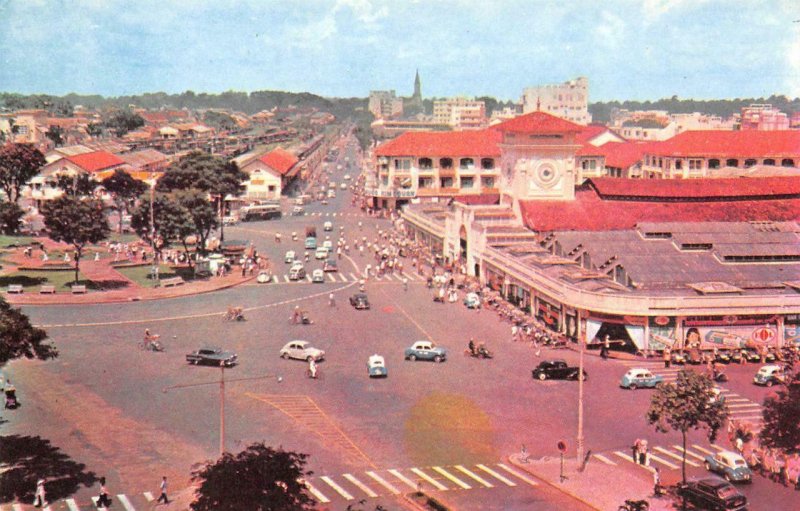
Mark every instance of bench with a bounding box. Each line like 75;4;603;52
7;284;23;294
71;285;87;294
160;276;185;288
39;285;56;294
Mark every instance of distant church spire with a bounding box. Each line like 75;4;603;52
413;69;422;101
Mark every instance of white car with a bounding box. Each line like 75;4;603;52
284;250;296;263
327;190;336;199
311;269;325;283
280;340;325;361
222;215;238;225
323;240;333;249
343;174;351;181
339;183;347;190
288;263;306;280
315;247;329;260
323;221;333;231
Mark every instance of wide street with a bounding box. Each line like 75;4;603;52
3;139;797;510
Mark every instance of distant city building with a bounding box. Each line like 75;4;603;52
612;110;734;141
368;90;404;119
520;77;591;125
740;104;791;130
433;98;487;130
370;118;451;138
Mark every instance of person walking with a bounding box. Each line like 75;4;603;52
663;346;671;368
33;478;46;507
601;335;610;360
157;476;169;504
402;277;408;291
653;467;662;496
97;477;112;508
328;292;335;307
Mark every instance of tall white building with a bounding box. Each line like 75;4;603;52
520;77;591;125
432;97;487;130
368;90;404;119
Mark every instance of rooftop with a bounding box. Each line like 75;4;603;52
645;130;800;158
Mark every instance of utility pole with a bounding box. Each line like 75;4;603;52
150;184;158;283
577;334;585;463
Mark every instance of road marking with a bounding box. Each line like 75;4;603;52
692;444;717;456
592;454;617;465
350;273;359;281
728;403;761;408
648;453;679;469
455;465;493;487
710;444;726;452
366;471;400;494
320;476;354;500
377;288;435;342
497;463;539;486
725;398;750;403
283;275;290;283
339;273;347;282
66;499;80;511
328;273;336;282
410;468;448;491
343;473;378;498
673;445;706;462
654;447;699;467
306;275;313;283
143;491;154;501
432;466;471;489
614;451;636;463
476;464;517;486
272;275;279;283
117;494;136;511
388;469;418;490
13;505;23;511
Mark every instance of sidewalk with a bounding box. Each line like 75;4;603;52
508;453;676;511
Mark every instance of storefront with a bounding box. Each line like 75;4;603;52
535;296;562;332
681;315;781;350
584;312;646;354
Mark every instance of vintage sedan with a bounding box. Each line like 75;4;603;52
676;477;747;511
186;346;238;367
323;221;333;231
323;258;338;272
311;269;325;283
367;354;388;378
284;250;296;264
404;341;446;363
349;292;370;310
532;360;587;381
463;292;481;309
279;340;325;362
704;450;752;483
753;364;785;387
620;368;664;389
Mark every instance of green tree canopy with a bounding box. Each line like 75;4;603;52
55;173;100;198
102;170;148;233
41;196;110;283
45;125;65;147
130;191;195;260
190;443;314;511
0;300;56;367
759;382;800;452
0;143;46;203
176;189;218;257
647;370;728;483
0;202;25;235
104;109;145;137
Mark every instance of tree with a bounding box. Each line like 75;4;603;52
647;370;728;484
130;192;194;263
0;202;25;234
41;196;109;283
176;189;218;257
45;125;65;147
104;109;144;137
0;299;56;367
102;170;148;233
0;143;46;203
190;442;314;511
759;383;800;452
55;173;99;197
86;123;103;137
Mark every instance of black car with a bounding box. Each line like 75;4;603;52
676;477;748;511
186;346;238;367
349;293;370;310
531;359;587;381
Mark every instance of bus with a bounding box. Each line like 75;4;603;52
241;204;282;221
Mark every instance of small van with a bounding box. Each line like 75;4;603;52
288;263;306;281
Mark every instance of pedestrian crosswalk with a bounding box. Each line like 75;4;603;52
262;270;425;285
1;492;158;511
594;442;729;473
303;212;363;218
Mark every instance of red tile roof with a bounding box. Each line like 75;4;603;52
454;193;500;205
520;191;800;232
374;129;501;157
258;147;298;175
588;176;800;199
574;124;615;145
65;151;125;173
494;111;582;134
646;130;800;158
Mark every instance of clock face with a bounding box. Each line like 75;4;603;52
531;161;560;189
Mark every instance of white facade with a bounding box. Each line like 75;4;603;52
368;90;404;119
432;98;487;129
520;77;591;125
239;160;283;200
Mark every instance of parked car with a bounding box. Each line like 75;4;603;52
532;360;587;381
323;258;338;272
284;250;296;264
676;477;748;511
620;368;664;389
288;263;306;281
367;354;388;378
327;190;336;199
222;215;238;225
671;351;687;365
279;340;325;362
186;346;238;367
404;341;447;363
311;269;325;283
740;349;764;363
463;292;481;309
714;350;733;364
753;364;785;387
315;247;329;260
349;292;370;310
323;221;333;231
704;450;752;483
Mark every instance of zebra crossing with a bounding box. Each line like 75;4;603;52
303;212;362;218
0;462;539;509
300;461;539;504
618;360;764;426
593;441;728;472
266;270;425;285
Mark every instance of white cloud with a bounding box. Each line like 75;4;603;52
594;11;626;49
641;0;709;24
335;0;388;27
785;33;800;98
286;13;338;51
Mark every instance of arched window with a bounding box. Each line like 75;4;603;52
439;158;453;169
763;158;775;166
418;158;432;169
459;158;474;169
744;159;757;168
480;158;495;169
781;158;794;167
726;159;738;167
708;159;720;169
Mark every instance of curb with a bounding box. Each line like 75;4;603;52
506;455;602;511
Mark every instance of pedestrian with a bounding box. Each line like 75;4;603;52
157;476;169;504
329;292;335;307
402;277;408;291
511;324;519;342
640;439;649;466
33;478;46;507
653;467;661;496
601;335;610;360
97;477;112;508
633;439;641;464
663;346;671;368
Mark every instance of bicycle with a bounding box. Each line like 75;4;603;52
138;337;164;352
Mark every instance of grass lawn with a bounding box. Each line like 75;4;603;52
115;264;197;288
0;270;95;291
0;234;40;248
107;233;143;244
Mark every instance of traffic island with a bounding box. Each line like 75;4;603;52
507;453;677;511
403;490;454;511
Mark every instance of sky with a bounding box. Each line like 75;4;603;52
1;0;799;102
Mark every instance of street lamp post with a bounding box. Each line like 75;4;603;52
149;184;159;283
577;337;585;463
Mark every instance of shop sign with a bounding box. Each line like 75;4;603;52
654;316;670;326
623;316;647;326
751;327;775;344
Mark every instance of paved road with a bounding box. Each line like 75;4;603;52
4;138;797;510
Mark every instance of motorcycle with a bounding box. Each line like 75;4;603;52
223;307;246;321
300;312;313;325
618;499;649;511
464;346;494;359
